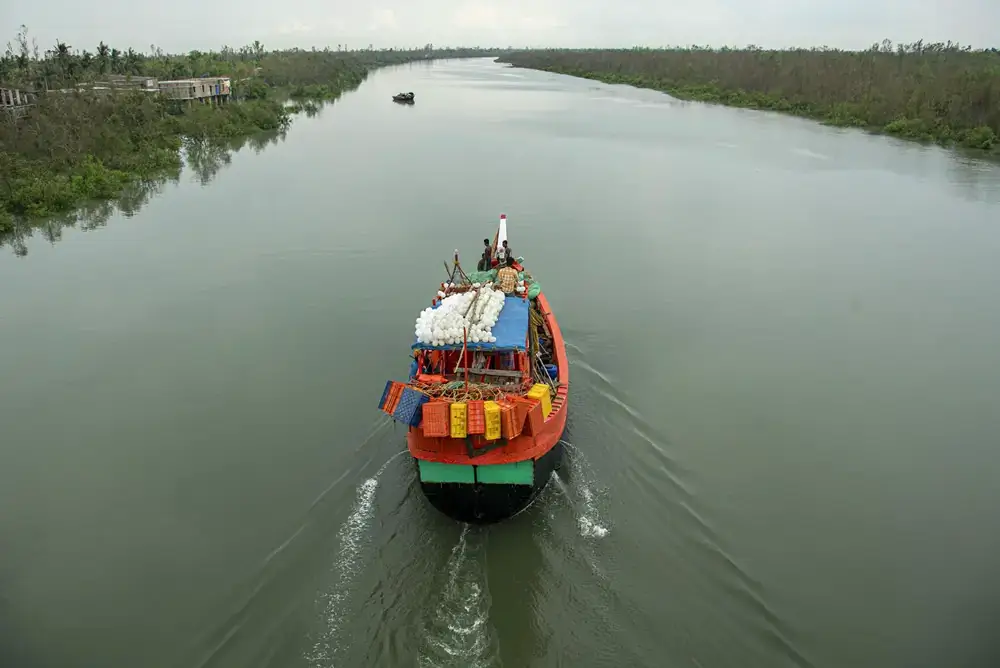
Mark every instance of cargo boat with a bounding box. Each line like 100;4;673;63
377;214;568;523
392;92;415;103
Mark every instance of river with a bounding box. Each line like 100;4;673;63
2;58;1000;668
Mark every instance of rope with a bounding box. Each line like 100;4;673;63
527;303;557;393
528;303;543;360
408;379;512;403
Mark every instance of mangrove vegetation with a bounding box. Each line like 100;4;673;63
499;43;1000;150
0;25;499;232
0;131;287;257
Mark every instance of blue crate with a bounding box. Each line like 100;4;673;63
377;379;394;411
392;387;429;427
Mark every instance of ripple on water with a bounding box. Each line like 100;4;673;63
416;525;501;668
554;444;611;540
566;338;814;666
304;450;407;667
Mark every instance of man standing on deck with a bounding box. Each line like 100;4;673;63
498;240;512;266
478;238;491;271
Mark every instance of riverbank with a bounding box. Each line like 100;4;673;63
498;45;999;152
0;131;286;256
0;30;499;230
0;94;290;228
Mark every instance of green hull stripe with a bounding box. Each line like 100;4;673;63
477;461;534;485
418;460;475;484
417;460;535;485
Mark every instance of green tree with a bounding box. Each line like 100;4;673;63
96;42;109;74
500;44;1000;150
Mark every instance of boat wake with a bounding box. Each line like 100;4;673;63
556;441;610;539
305;451;407;668
417;525;500;668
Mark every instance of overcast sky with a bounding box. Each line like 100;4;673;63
3;0;998;55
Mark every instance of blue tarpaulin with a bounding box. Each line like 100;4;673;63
411;295;529;351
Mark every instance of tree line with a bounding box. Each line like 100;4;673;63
0;25;499;231
1;26;498;92
499;41;1000;150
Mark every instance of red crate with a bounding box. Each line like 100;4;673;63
513;397;543;436
500;402;524;439
467;401;486;434
420;401;450;437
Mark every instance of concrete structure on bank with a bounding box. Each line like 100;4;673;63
1;75;234;120
157;77;232;103
0;87;36;118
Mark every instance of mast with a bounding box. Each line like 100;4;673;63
492;214;508;259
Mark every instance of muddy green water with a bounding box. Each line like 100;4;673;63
2;58;1000;668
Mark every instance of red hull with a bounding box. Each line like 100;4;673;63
406;291;569;464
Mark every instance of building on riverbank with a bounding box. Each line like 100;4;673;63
3;75;233;119
0;87;36;119
41;75;231;104
157;77;232;104
104;74;159;90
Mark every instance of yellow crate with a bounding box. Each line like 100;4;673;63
527;384;552;418
450;402;468;439
483;401;501;440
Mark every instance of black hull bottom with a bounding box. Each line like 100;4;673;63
417;441;564;524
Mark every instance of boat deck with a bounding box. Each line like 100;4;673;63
406;291;568;466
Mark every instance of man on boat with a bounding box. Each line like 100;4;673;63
499;240;513;266
478;238;492;271
497;257;519;294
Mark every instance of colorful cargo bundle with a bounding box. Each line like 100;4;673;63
384;379;555;439
402;390;555;442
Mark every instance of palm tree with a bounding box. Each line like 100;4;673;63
15;51;29;75
39;57;57;90
96;42;110;74
79;50;93;79
50;41;73;82
124;48;140;74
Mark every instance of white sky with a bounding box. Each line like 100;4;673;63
2;0;997;55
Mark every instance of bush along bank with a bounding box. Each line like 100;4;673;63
0;26;502;225
0;92;290;222
498;43;1000;151
1;131;286;256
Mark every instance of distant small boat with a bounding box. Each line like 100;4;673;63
392;92;415;103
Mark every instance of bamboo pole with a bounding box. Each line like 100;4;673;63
463;327;470;391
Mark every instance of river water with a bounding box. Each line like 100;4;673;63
2;58;1000;668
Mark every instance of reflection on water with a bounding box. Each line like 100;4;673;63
0;130;288;258
946;153;1000;204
